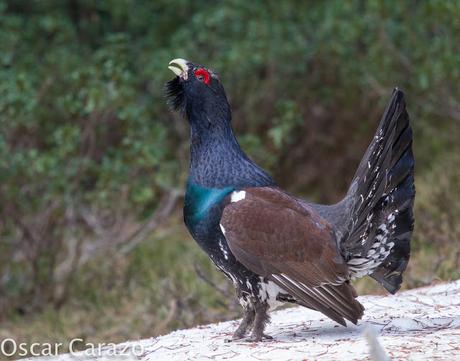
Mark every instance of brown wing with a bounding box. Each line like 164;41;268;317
221;187;364;325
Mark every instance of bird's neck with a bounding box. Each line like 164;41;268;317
187;116;274;190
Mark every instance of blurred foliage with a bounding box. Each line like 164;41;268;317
0;0;460;355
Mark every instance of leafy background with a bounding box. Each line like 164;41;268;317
0;0;459;357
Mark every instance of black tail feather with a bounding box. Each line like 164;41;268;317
341;89;415;293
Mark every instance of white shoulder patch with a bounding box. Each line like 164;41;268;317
230;190;246;203
219;224;226;235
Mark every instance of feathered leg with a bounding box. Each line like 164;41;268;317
249;303;272;342
232;308;255;340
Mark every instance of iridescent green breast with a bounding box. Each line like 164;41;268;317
184;181;234;226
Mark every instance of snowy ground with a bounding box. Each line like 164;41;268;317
29;280;460;361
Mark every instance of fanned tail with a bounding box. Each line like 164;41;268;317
342;89;415;294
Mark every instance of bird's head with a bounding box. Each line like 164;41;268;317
165;58;231;131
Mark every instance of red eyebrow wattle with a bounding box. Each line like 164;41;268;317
194;68;210;85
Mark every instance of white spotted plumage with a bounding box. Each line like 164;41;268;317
219;239;229;260
258;278;284;311
348;210;398;279
218;225;230;260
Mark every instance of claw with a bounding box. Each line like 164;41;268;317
231;332;246;341
246;333;274;342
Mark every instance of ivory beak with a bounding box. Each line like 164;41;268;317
168;58;189;79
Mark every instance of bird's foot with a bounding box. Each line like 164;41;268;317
247;333;274;342
225;330;246;342
247;302;271;342
226;308;255;342
224;325;252;343
226;333;273;343
226;303;271;342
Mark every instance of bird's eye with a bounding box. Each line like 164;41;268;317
194;68;210;85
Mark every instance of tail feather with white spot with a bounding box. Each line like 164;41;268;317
341;89;415;294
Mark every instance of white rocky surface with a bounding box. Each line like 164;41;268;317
28;280;460;360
